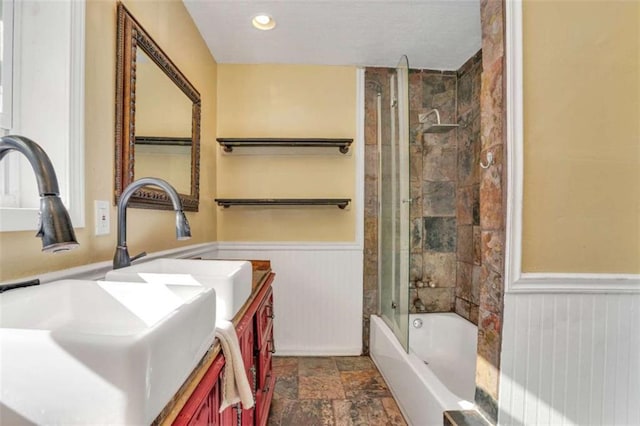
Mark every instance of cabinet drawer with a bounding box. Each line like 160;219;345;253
256;287;274;349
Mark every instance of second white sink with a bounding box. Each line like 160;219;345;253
106;259;253;321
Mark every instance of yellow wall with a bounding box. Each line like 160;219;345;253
216;64;357;241
522;1;640;273
0;0;218;281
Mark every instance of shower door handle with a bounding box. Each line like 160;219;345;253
391;301;397;309
401;198;413;204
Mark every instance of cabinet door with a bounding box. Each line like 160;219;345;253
256;287;274;350
188;383;219;426
255;290;275;426
255;286;274;395
175;354;225;426
257;350;274;425
255;372;276;426
237;319;256;426
219;404;238;426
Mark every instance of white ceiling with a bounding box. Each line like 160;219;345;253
183;0;482;71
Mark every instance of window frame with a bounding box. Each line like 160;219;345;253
0;0;85;232
1;0;14;130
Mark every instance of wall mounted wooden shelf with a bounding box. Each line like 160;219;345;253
216;138;353;154
214;198;351;209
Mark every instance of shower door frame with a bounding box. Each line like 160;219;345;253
378;56;411;351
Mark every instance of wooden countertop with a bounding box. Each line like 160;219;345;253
152;260;273;425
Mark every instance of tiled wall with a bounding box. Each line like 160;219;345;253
364;58;483;322
363;53;483;351
454;52;483;325
475;0;507;421
413;70;459;313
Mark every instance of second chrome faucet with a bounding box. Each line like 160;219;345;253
113;177;191;270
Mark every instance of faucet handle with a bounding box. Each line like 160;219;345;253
130;251;147;263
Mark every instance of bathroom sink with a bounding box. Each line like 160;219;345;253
106;259;252;321
0;279;216;425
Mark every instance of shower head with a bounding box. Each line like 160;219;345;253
423;123;459;133
418;109;459;134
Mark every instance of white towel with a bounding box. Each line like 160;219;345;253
215;320;255;412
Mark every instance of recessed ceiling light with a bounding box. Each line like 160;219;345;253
252;14;276;31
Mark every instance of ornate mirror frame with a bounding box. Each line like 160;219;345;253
115;2;201;211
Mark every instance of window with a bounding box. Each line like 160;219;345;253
0;0;13;129
0;0;84;232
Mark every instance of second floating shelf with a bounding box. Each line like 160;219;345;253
216;138;353;154
214;198;351;209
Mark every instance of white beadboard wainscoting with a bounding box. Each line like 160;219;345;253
209;242;364;356
499;292;640;426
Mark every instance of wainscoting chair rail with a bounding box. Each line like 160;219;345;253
216;138;353;153
214;198;351;209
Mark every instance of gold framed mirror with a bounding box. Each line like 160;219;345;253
115;3;200;211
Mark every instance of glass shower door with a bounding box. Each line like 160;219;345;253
379;55;410;351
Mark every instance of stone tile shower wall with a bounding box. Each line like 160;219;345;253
363;54;482;352
454;51;483;325
412;70;459;314
415;59;484;320
368;63;482;320
474;0;507;421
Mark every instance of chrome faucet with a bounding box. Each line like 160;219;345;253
0;135;78;252
113;177;191;269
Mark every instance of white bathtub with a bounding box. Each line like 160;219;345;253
370;313;478;426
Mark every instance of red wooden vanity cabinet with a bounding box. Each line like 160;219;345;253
173;273;275;426
254;286;276;425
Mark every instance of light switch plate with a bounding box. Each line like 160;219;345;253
95;200;110;236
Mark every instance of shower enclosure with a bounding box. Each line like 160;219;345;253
369;49;485;424
378;55;410;350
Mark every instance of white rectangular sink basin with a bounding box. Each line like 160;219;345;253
0;279;216;425
106;259;252;321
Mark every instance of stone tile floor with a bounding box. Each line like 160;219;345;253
267;356;408;426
